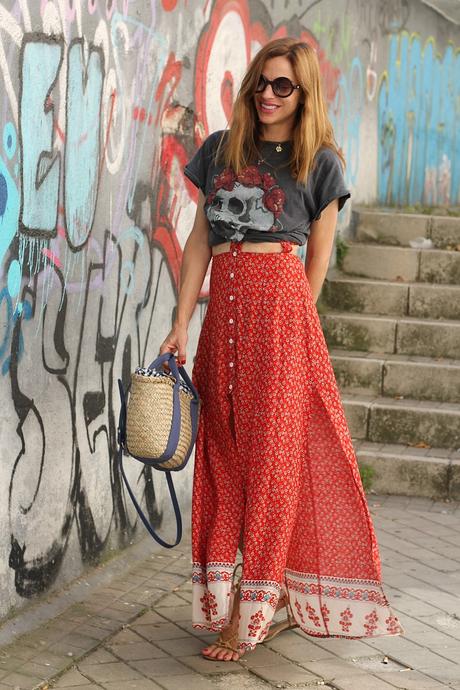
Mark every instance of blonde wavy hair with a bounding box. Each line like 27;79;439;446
215;37;345;185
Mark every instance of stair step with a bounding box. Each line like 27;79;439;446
342;393;460;450
353;207;460;249
320;311;460;359
353;439;460;500
341;242;460;284
330;349;460;403
321;268;460;319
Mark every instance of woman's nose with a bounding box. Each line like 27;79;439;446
260;82;276;97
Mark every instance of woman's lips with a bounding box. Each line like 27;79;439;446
258;101;280;113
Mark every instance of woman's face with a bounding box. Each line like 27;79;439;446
253;55;303;135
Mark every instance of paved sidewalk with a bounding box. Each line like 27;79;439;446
1;493;460;690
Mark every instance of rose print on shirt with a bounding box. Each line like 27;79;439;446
206;166;286;241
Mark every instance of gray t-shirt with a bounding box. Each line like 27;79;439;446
183;130;351;247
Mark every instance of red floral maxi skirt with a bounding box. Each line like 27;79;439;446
190;240;404;653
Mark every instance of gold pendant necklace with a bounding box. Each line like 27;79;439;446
255;141;290;171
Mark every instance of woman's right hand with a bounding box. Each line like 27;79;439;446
159;323;188;371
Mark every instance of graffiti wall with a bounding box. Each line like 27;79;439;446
0;0;459;619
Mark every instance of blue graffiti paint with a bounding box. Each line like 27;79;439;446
0;158;20;269
378;33;460;206
3;122;17;160
0;174;7;217
328;56;364;188
65;40;104;250
7;261;22;298
19;36;63;236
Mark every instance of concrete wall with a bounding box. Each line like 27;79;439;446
1;0;459;620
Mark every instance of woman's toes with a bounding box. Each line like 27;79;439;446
202;644;217;657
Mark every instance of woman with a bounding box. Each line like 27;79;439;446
159;37;404;661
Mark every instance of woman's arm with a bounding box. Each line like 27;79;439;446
304;198;339;303
159;190;211;365
175;190;212;327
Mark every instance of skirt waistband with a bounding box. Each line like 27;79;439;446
211;240;295;257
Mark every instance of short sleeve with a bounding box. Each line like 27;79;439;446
311;147;351;220
183;130;224;193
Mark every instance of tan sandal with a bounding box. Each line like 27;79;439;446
264;590;299;642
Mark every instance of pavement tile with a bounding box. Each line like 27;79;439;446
79;616;120;632
0;646;37;662
300;657;369;679
106;629;144;645
176;653;247;674
79;648;118;664
130;622;191;642
298;635;379;658
154;605;193;622
97;607;137;623
29;650;68;669
265;635;335;662
330;676;396;689
46;641;90;658
417;662;460;683
108;642;168;660
101;680;163;690
57;632;101;651
154;593;189;608
236;644;282;668
133;611;170;625
0;656;31;674
54;686;100;690
373;669;451;689
73;623;111;641
250;662;321;685
128;657;192;677
17;659;60;679
77;660;143;682
152;672;217;689
106;601;145;616
1;671;43;687
153;636;205;657
54;669;95;686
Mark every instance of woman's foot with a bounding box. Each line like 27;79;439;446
201;619;241;661
201;588;288;660
202;565;243;661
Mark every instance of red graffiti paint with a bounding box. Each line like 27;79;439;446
154;53;182;127
162;0;178;10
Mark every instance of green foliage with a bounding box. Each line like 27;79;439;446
335;233;349;269
358;463;375;492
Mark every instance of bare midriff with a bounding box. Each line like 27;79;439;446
211;241;296;256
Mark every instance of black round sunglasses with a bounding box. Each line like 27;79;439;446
255;74;301;98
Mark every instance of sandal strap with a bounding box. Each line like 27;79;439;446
232;562;243;590
217;631;240;653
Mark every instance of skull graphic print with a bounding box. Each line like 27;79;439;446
206;166;286;242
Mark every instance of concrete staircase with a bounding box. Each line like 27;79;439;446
318;207;460;500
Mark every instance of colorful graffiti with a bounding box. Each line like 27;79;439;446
378;32;460;206
1;0;458;617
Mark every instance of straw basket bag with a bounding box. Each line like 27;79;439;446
116;352;201;548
